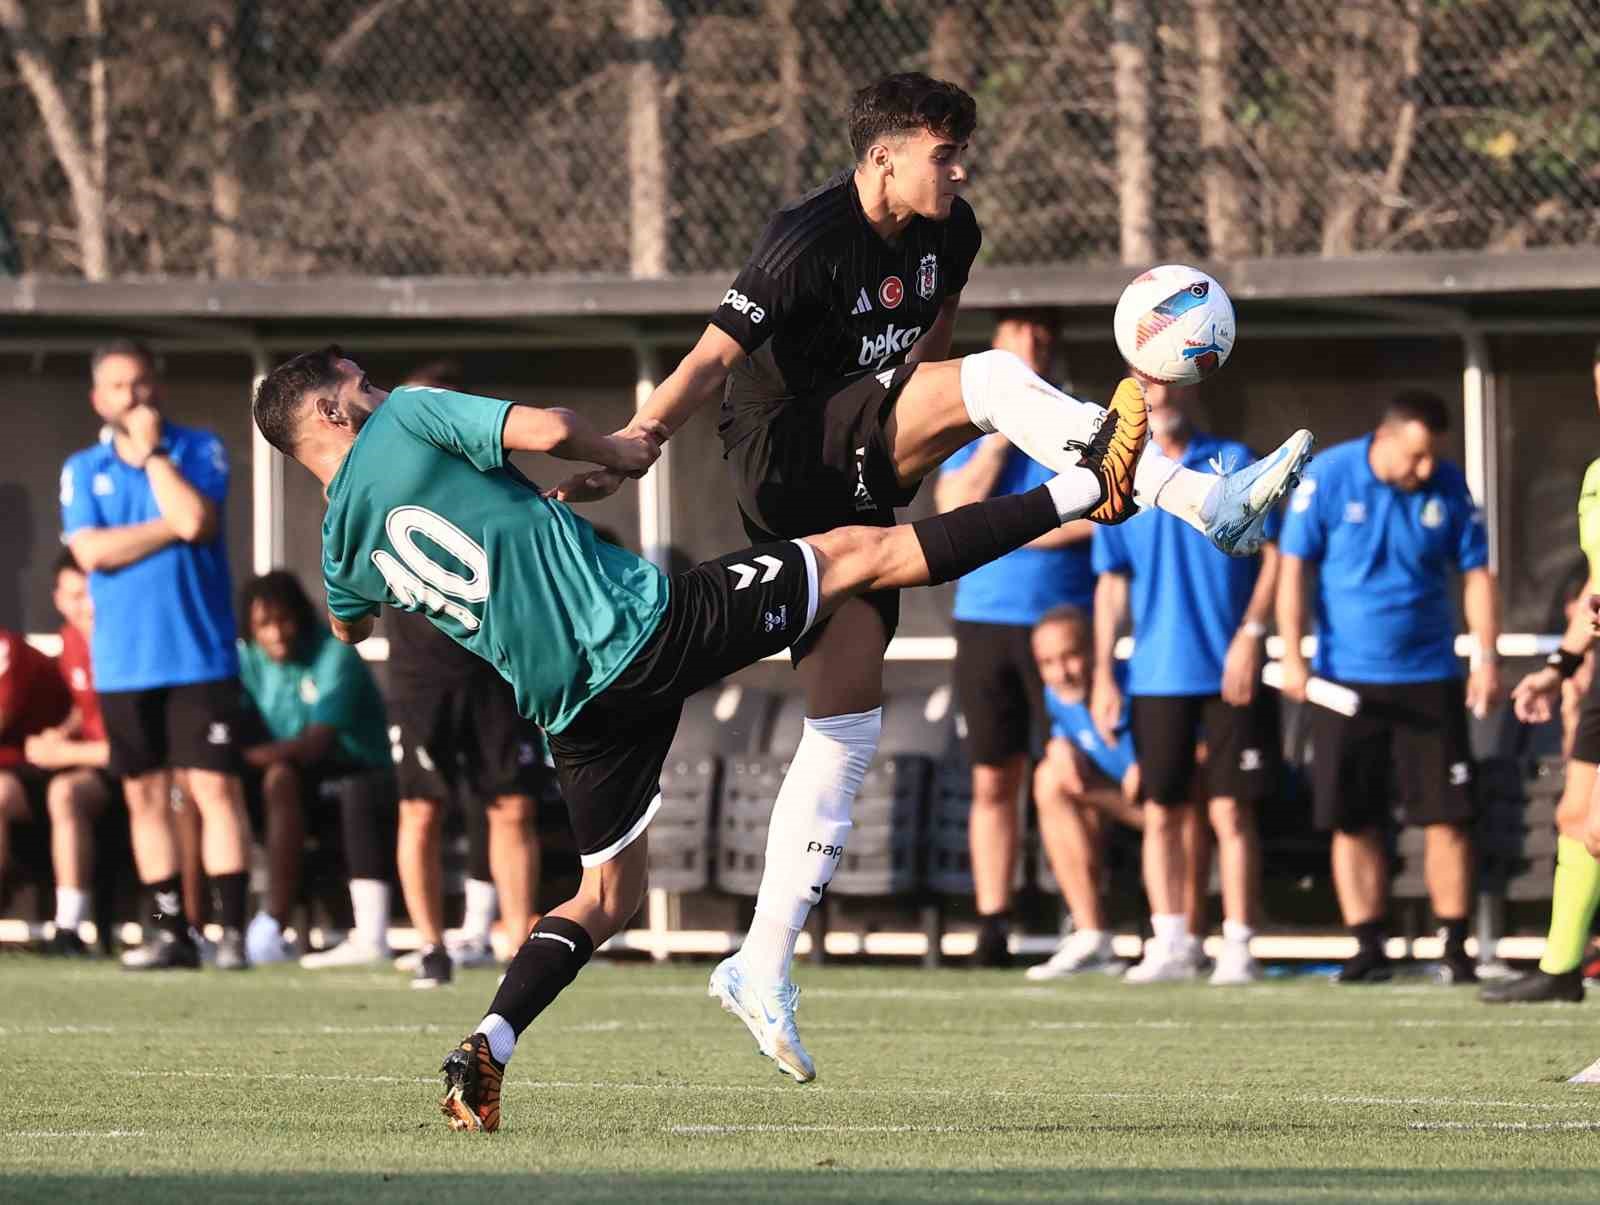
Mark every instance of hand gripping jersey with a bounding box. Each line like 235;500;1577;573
320;387;668;734
712;170;981;448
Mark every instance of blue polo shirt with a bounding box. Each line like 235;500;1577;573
1278;434;1487;684
1091;432;1274;697
60;422;238;692
1044;664;1136;783
941;439;1094;624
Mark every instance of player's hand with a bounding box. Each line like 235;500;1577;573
1277;654;1310;703
23;731;62;766
603;429;663;475
1091;672;1123;747
1221;628;1263;707
120;403;163;462
546;469;626;504
1511;666;1562;725
1467;659;1503;718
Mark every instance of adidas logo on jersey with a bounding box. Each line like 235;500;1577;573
851;288;872;316
857;323;922;369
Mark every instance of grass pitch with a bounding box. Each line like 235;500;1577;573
4;954;1600;1203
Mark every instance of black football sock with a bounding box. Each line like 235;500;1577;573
912;486;1060;585
474;916;596;1064
145;875;189;939
1350;920;1386;957
339;791;392;882
209;871;249;932
1439;916;1469;957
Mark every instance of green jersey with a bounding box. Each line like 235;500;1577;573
1580;458;1600;583
321;386;668;733
238;627;391;771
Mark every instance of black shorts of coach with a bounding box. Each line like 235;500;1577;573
98;677;253;779
547;539;819;867
388;670;549;808
1131;693;1280;806
1309;678;1475;833
723;364;919;663
953;621;1047;767
1569;666;1600;766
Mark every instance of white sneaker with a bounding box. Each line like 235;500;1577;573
447;935;498;968
708;957;816;1083
1123;936;1200;984
299;936;389;969
244;912;293;965
1209;941;1263;986
1026;930;1124;980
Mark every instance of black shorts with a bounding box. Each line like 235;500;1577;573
1310;678;1476;833
548;539;819;865
953;621;1046;766
99;677;251;779
1130;693;1279;806
388;671;548;806
725;364;920;662
1571;668;1600;766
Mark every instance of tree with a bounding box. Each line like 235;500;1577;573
0;0;107;277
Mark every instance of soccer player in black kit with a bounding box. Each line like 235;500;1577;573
552;73;1312;1082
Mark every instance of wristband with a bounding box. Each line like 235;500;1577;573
1239;620;1267;639
1548;649;1584;680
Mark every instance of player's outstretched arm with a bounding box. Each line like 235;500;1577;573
501;405;663;474
631;325;745;439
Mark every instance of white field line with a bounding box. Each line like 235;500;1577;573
4;1129;148;1138
1409;1121;1600;1132
671;1124;969;1135
8;1011;1592;1042
106;1069;1594;1116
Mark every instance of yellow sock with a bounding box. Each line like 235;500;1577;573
1538;835;1600;975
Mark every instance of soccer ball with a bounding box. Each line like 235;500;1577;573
1112;264;1235;386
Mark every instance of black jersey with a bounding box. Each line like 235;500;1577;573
712;170;981;448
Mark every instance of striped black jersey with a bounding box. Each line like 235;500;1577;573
712;170;981;448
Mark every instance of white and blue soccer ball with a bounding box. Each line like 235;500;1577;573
1112;264;1236;387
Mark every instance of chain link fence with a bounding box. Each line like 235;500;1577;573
3;0;1598;280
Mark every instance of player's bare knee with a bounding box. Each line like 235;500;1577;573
1585;820;1600;861
46;778;81;824
399;798;441;833
1557;779;1593;837
0;775;25;822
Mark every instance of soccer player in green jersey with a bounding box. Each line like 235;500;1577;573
252;345;1152;1132
1488;346;1600;1004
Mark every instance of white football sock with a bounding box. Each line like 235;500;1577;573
1151;912;1190;947
474;1012;516;1065
1045;472;1107;521
742;707;882;985
962;349;1222;531
54;886;88;931
960;349;1105;472
462;878;498;943
1133;446;1221;534
1222;918;1255;946
348;878;390;949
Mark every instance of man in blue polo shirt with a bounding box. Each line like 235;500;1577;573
60;339;254;971
935;312;1096;965
1277;390;1501;985
1092;387;1280;986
